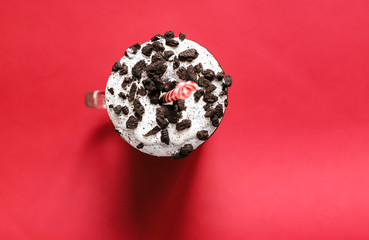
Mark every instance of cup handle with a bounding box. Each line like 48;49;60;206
85;90;106;109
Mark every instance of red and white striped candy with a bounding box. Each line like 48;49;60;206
163;81;197;103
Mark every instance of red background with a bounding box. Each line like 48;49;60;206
1;0;369;239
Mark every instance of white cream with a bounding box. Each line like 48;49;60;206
105;37;228;157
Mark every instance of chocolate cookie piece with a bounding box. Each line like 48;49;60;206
122;105;129;115
144;126;161;136
198;77;211;87
142;79;156;92
176;119;191;131
151;34;162;41
178;49;199;62
203;93;218;103
164;31;175;39
164;50;174;60
128;83;137;102
151;52;165;63
206;84;216;93
211;115;219;127
126;115;138;129
121;77;131;89
166;38;179;47
156;114;169;129
129;43;141;54
161;129;170;145
133;99;145;116
179;33;186;41
176;99;186;111
216;72;224;80
214;104;224;118
146;61;167;78
162;81;177;92
203;103;212;111
204;108;214;117
172;143;194;159
136;143;144;149
137;87;147;96
108;88;114;95
132;60;147;78
115;129;121;135
113;105;123;115
224;75;232;87
119;63;128;75
112;60;123;72
152;41;165;52
194;63;203;73
224;99;228;107
194;89;204;102
173;56;180;69
108;104;114;108
196;130;209;140
142;44;154;57
148;90;161;104
202;69;215;80
187;65;197;81
176;67;187;80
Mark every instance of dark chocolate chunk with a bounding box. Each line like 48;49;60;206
164;31;175;39
126;115;138;129
130;43;141;54
176;67;187;80
202;69;215;80
179;32;186;41
122;105;129;115
136;143;144;149
113;105;123;115
128;83;137;102
137;87;147;96
211;115;220;127
198;77;211;87
151;34;162;41
156;115;169;129
214;104;224;118
216;72;224;80
206;84;216;93
178;49;199;62
224;99;228;107
164;50;174;60
176;119;191;131
176;99;186;111
194;89;204;102
194;63;203;73
115;129;121;135
108;88;114;95
152;41;165;52
166;38;179;47
173;56;180;69
146;61;167;78
203;93;218;103
108;104;114;108
224;75;232;87
133;99;145;116
151;52;165;63
162;81;177;92
112;61;122;72
144;126;161;137
161;129;170;145
119;63;128;75
142;44;154;57
196;130;209;140
132;60;147;78
179;144;193;157
142;79;156;92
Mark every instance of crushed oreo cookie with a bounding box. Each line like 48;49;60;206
137;87;146;96
108;104;114;108
194;89;204;102
166;38;179;47
132;60;147;78
224;98;228;107
203;103;212;111
161;129;170;145
172;144;194;159
151;34;162;41
206;84;216;93
162;81;177;92
151;52;165;63
164;31;175;39
214;104;224;118
187;65;197;81
176;99;186;111
202;69;215;80
126;115;138;129
176;119;191;131
152;41;165;52
142;44;154;56
133;99;145;119
179;33;186;41
129;43;141;54
146;61;167;78
178;49;199;62
211;115;219;127
194;63;203;73
198;77;211;87
119;63;128;75
216;72;224;80
128;83;137;102
144;126;161;136
136;143;144;149
112;60;122;72
196;130;209;140
122;105;129;115
156;114;169;129
224;75;232;87
113;105;123;115
164;50;174;60
108;88;114;95
176;67;187;80
173;56;180;69
203;93;218;103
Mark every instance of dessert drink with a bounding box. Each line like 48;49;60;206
105;31;232;158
